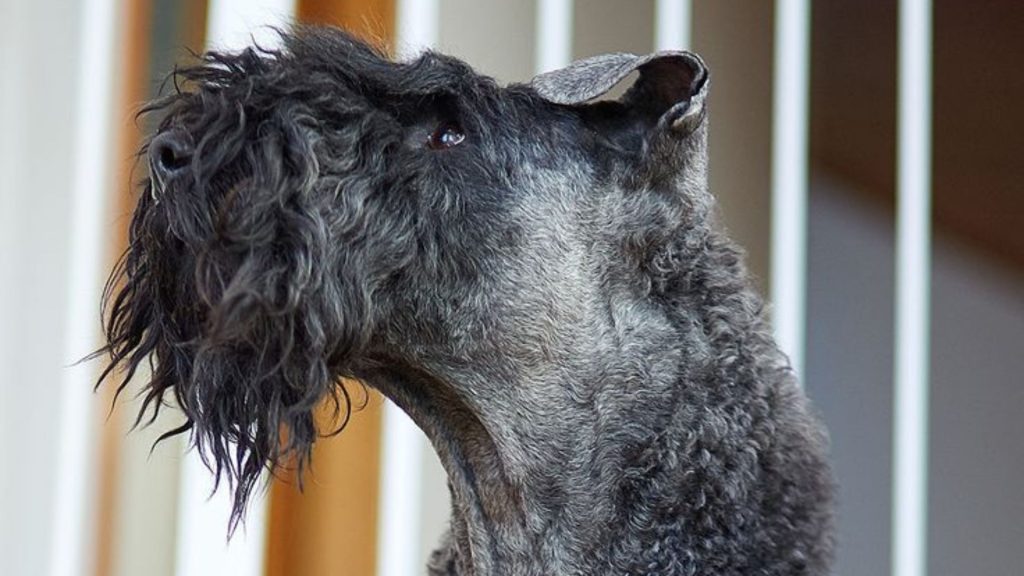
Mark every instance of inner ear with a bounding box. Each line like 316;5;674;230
622;57;706;122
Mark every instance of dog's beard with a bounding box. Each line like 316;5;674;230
96;96;376;532
97;207;369;532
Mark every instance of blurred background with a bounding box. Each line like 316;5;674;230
0;1;1021;575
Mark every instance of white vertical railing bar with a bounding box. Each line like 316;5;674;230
655;0;692;51
770;0;812;382
49;0;117;574
892;0;933;575
205;0;296;52
380;6;438;576
395;0;439;59
377;403;426;576
535;0;573;73
174;3;294;576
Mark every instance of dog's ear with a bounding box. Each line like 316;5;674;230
531;52;708;186
531;51;708;134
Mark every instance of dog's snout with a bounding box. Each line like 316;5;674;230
149;129;194;189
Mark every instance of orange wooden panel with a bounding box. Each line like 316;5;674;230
93;1;154;574
265;390;384;576
298;0;395;51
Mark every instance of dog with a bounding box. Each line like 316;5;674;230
97;26;834;576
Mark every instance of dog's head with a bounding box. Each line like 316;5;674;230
98;27;709;527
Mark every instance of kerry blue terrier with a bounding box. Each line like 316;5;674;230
97;27;834;576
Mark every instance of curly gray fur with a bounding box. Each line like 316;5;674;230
95;26;834;575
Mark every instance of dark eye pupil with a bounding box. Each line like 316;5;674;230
428;122;465;150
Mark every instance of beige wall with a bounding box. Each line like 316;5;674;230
693;0;775;288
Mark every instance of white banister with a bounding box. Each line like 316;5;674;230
535;0;573;73
50;0;118;573
655;0;692;51
770;0;812;381
892;0;933;575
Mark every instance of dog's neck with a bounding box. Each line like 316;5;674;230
368;232;805;576
378;333;692;576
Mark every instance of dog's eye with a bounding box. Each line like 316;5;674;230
426;121;465;150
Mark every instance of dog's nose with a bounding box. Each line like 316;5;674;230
148;129;194;191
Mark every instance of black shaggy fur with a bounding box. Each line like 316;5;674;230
97;27;834;575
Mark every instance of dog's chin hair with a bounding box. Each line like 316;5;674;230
94;246;357;531
95;235;368;532
92;43;382;532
